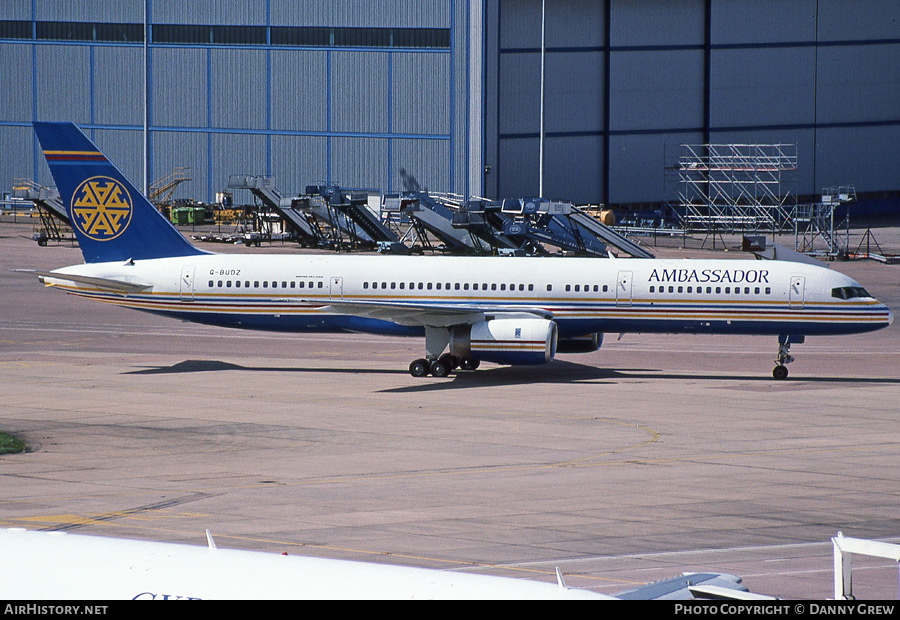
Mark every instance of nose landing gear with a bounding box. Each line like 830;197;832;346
773;334;803;380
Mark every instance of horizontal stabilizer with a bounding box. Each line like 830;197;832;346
37;271;152;294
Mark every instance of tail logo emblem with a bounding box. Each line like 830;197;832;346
71;176;133;241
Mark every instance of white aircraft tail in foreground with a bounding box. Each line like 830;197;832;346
33;122;892;379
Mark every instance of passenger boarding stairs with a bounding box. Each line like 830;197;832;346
390;192;497;254
149;167;191;205
305;185;399;248
12;179;68;243
227;175;321;246
499;198;654;258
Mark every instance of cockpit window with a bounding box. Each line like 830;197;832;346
832;286;871;300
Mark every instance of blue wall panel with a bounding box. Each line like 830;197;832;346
392;138;450;193
611;49;703;131
210;48;267;130
330;52;389;134
94;46;143;127
270;134;328;195
392;52;451;136
153;0;267;25
710;47;816;129
37;0;144;23
612;0;704;47
270;50;328;132
2;126;36;191
0;44;33;122
816;44;900;125
331;137;388;191
270;0;449;28
35;45;91;124
711;0;816;44
152;48;207;128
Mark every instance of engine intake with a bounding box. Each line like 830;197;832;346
450;318;558;365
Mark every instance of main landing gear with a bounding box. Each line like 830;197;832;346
409;354;480;378
773;334;803;380
409;327;481;378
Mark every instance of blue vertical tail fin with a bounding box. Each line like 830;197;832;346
33;122;206;263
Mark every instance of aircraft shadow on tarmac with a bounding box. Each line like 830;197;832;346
123;359;900;392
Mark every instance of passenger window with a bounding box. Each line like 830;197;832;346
547;284;552;291
500;284;506;291
391;282;396;289
565;285;571;292
574;285;580;292
491;283;497;291
208;280;214;287
650;286;655;293
464;283;469;290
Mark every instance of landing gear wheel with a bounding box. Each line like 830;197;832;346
439;353;458;370
429;359;451;378
773;365;789;380
458;357;480;371
409;358;429;378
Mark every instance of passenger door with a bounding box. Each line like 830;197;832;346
330;276;343;300
179;265;195;302
789;276;805;309
616;271;633;307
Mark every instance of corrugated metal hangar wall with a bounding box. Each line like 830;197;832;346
0;0;480;204
487;0;900;206
1;0;898;208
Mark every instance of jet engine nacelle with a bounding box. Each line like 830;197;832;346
557;332;603;354
450;318;558;365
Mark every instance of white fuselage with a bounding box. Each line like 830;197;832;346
47;253;892;340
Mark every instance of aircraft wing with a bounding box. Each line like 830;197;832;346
319;299;554;328
35;271;152;294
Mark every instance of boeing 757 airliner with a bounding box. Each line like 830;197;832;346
31;122;892;379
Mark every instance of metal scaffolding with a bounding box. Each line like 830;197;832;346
667;144;798;243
